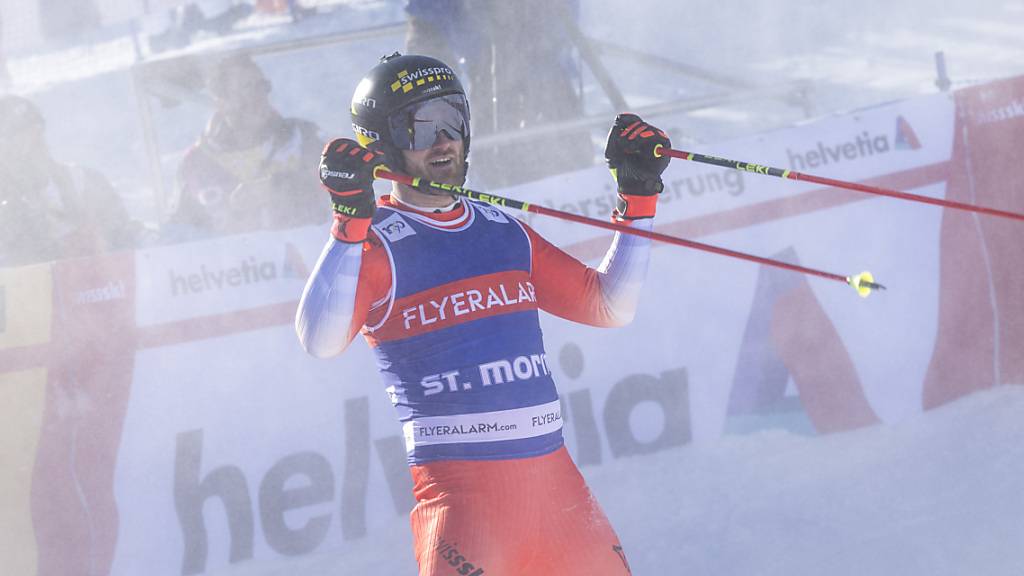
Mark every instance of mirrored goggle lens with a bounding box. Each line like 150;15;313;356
388;94;469;151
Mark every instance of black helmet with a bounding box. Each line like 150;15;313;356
350;52;470;172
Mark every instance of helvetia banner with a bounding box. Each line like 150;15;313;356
0;76;1021;575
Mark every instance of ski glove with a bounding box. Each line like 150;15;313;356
320;138;386;243
604;113;671;221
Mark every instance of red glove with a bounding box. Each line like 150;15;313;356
604;113;671;221
319;138;386;242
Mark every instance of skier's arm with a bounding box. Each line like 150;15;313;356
526;222;652;327
295;236;390;357
295;138;389;357
296;239;363;357
530;113;671;327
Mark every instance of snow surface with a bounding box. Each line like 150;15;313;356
215;384;1024;576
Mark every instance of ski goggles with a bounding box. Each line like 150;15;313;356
387;93;470;151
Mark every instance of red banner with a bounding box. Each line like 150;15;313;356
923;76;1024;408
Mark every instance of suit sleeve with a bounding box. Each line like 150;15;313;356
523;219;653;327
295;233;391;357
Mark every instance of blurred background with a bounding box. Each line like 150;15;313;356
2;0;1022;260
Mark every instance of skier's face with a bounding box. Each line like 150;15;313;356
401;133;466;188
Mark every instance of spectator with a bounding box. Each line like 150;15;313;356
0;95;141;267
404;0;592;188
166;53;325;241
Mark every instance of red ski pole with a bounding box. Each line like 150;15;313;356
375;170;885;298
655;146;1024;223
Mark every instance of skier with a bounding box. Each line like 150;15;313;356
296;52;670;575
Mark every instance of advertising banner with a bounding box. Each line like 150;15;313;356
1;76;1021;575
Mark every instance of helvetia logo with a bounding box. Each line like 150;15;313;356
281;242;308;279
786;117;921;171
894;116;921;150
168;243;308;296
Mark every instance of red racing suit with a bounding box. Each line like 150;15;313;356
296;195;649;575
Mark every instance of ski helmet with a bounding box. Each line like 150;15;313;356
350;52;470;173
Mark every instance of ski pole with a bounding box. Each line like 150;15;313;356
374;170;885;298
654;146;1024;223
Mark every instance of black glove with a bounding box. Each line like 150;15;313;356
604;113;671;221
319;138;386;242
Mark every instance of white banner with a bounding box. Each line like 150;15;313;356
4;77;1023;576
